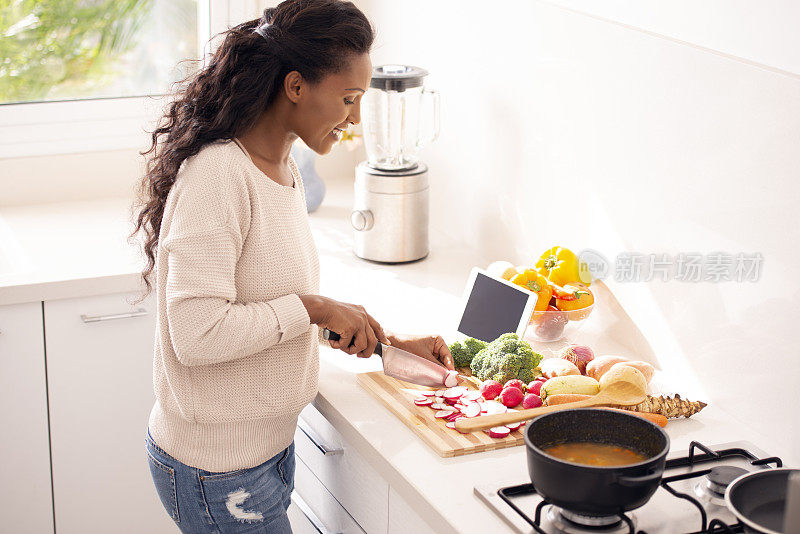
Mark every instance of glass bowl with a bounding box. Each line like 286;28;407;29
523;303;594;343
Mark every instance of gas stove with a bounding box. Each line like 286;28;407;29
475;441;785;534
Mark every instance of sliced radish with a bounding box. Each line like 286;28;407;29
482;400;508;415
488;426;511;438
413;397;434;406
418;390;437;397
444;398;460;406
462;403;481;418
436;389;449;395
506;421;522;431
446;412;462;422
435;409;456;418
445;421;456;429
462;391;482;402
444;370;459;387
430;402;450;410
444;387;466;399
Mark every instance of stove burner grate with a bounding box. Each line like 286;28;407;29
497;483;635;534
659;441;783;533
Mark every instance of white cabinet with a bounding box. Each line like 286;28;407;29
0;302;54;534
294;404;389;534
291;403;438;534
293;456;367;534
43;291;174;534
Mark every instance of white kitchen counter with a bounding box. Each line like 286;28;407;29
0;178;782;533
0;197;144;305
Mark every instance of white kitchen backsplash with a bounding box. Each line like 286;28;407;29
358;0;800;464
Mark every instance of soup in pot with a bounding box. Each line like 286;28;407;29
543;442;648;466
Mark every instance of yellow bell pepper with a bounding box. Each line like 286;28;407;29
536;246;592;285
510;269;553;312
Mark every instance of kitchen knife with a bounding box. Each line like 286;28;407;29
322;329;450;387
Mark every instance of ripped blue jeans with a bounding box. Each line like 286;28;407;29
145;430;295;533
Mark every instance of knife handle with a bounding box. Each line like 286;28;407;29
322;328;382;356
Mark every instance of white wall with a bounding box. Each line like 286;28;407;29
544;0;800;76
358;0;800;463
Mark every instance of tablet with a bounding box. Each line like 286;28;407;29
455;267;538;343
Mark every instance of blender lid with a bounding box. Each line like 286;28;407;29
370;65;429;91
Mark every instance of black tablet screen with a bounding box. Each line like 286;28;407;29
457;272;533;342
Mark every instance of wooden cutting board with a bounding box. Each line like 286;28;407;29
356;371;525;457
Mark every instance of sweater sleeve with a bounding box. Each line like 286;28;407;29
162;227;311;367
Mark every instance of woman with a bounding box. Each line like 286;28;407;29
130;1;453;532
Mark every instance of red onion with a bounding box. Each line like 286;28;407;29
559;344;595;374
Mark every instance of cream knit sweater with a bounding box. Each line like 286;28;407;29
148;139;320;472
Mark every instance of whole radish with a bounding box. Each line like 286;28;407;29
526;380;544;396
504;379;526;392
479;380;503;400
522;393;543;409
499;386;524;408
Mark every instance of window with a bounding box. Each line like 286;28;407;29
1;0;201;105
0;0;221;158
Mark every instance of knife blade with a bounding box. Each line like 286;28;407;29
322;329;449;387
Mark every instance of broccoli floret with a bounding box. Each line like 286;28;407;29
464;337;488;357
448;337;489;369
469;333;543;384
449;341;470;368
470;349;485;375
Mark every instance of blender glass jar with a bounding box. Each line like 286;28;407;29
362;65;439;171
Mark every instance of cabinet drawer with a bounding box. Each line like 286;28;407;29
44;291;174;533
294;455;366;534
287;500;320;534
295;404;389;534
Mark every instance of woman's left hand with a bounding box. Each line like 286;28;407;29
386;333;454;370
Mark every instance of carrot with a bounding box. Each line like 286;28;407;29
545;394;593;406
603;407;668;427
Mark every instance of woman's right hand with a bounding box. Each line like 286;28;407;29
300;295;390;358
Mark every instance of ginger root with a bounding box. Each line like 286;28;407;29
620;394;707;418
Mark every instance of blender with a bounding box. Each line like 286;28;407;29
350;65;440;263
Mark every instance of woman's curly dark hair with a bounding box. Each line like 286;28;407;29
129;0;373;302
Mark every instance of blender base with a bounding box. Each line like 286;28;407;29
351;161;430;263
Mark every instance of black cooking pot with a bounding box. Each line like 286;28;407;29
524;408;670;516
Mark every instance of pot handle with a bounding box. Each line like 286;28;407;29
615;471;663;487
